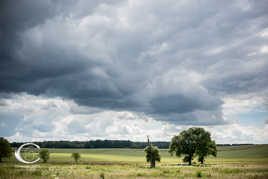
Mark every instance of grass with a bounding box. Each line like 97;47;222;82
1;144;268;178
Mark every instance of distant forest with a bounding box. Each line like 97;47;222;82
11;140;253;149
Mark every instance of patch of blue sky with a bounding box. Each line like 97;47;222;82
238;105;268;127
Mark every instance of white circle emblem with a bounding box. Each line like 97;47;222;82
15;143;40;164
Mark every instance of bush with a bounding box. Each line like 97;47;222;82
31;170;42;176
71;152;81;163
39;149;49;163
196;171;202;178
0;137;12;162
144;145;161;168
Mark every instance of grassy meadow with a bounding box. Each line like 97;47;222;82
1;145;268;178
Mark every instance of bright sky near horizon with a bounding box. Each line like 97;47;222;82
0;0;268;143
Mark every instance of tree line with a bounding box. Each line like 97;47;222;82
11;140;170;149
10;140;252;149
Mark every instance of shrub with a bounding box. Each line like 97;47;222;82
31;170;42;176
39;149;49;163
144;145;161;168
196;171;202;178
100;172;105;179
71;152;81;163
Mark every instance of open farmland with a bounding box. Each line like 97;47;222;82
0;145;268;178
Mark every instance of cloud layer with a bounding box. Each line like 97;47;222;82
0;0;268;142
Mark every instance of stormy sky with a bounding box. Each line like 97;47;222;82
0;0;268;143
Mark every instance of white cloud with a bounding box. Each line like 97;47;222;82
260;28;268;37
260;46;268;53
206;124;268;144
222;96;264;116
205;47;225;55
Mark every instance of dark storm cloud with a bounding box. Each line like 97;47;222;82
0;0;66;94
1;0;268;126
0;0;120;94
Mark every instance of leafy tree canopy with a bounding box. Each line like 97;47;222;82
169;127;217;165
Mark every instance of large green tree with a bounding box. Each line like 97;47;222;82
169;127;217;165
0;137;12;162
195;128;217;164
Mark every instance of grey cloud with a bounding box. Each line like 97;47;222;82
0;100;6;106
1;0;268;128
150;93;222;114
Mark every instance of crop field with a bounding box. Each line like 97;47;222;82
0;145;268;178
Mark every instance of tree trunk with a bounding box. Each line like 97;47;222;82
200;156;204;164
148;136;155;168
189;155;192;165
150;160;155;168
150;148;153;168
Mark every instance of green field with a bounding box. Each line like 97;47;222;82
1;145;268;178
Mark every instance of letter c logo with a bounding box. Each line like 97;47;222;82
15;143;40;164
